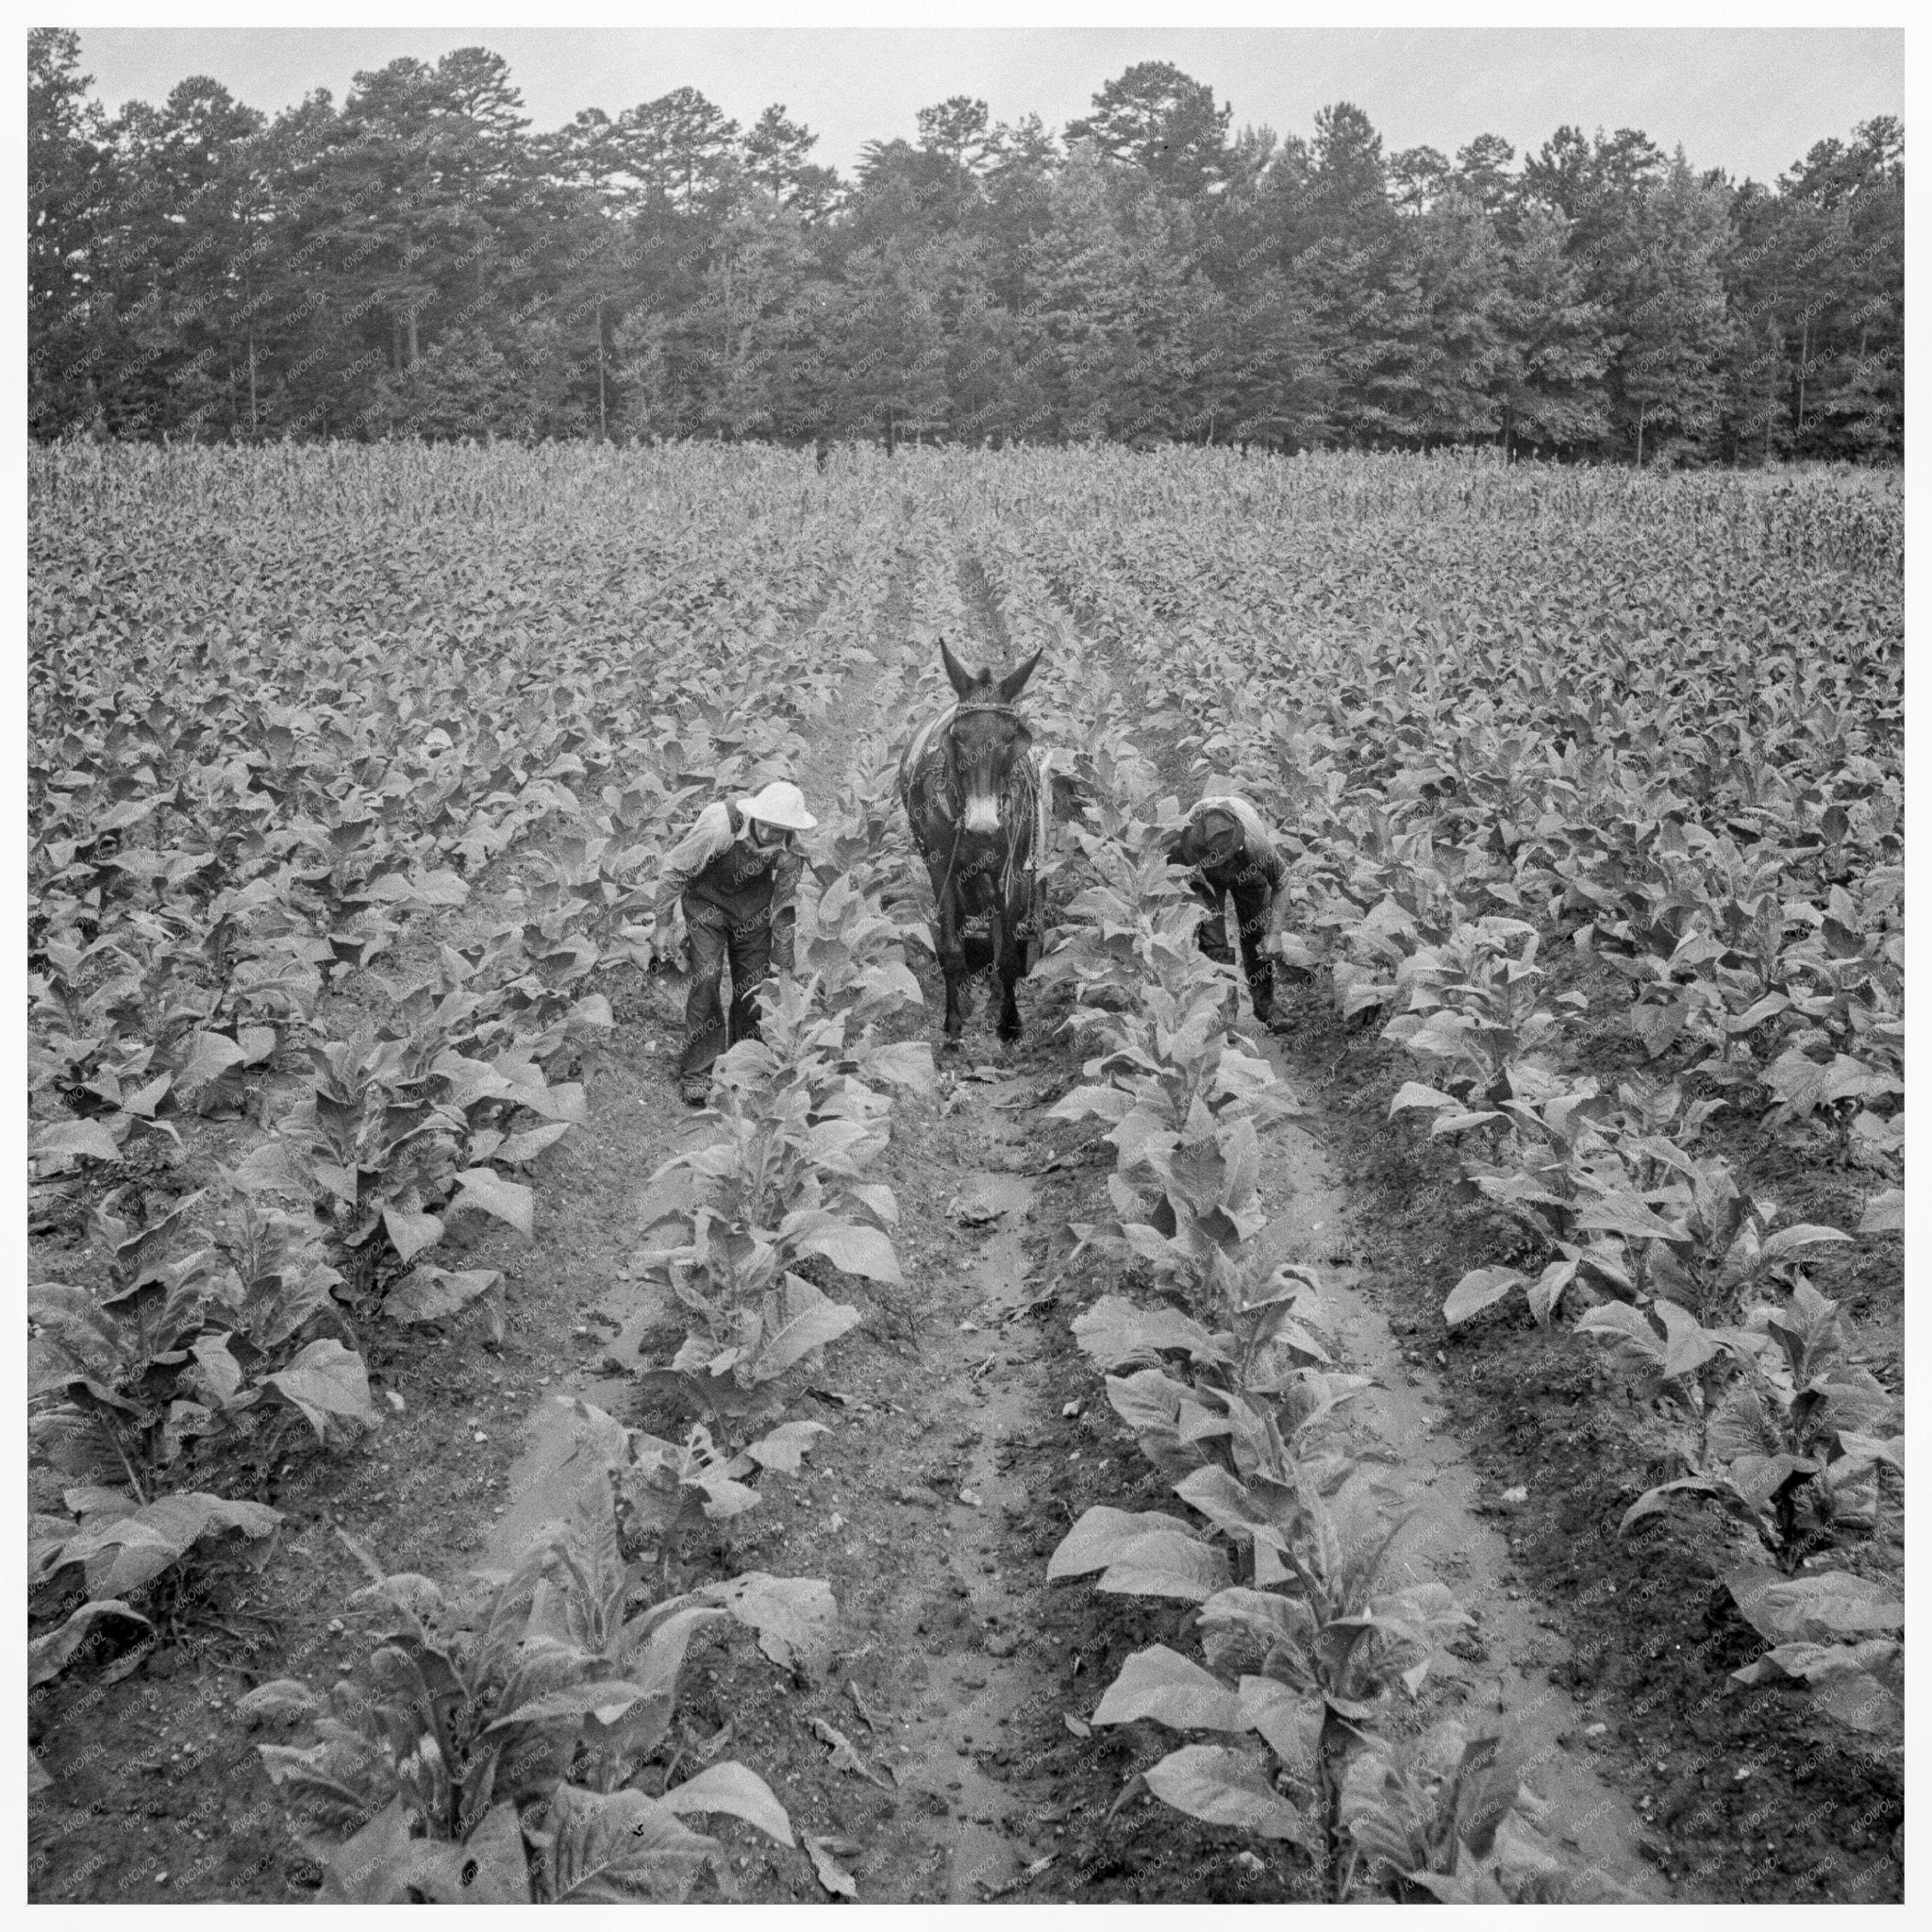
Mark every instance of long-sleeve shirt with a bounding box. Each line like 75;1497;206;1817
1170;792;1286;920
655;798;804;969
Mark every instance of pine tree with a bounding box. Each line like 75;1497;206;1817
743;105;840;218
916;96;997;175
1493;204;1614;455
28;28;118;435
1066;61;1231;199
363;325;532;439
1015;145;1137;441
822;235;950;448
620;199;814;440
1615;153;1736;465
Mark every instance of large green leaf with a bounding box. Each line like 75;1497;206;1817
1388;1079;1460;1117
538;1782;718;1903
735;1419;829;1474
55;1491;282;1597
29;1119;124;1165
402;1798;531;1903
237;1678;325;1723
1047;1506;1202;1579
1095;1531;1230;1603
266;1339;376;1441
1652;1299;1726;1381
790;1218;901;1285
863;1040;935;1093
491;1679;653;1732
1236;1675;1321;1781
1724;1565;1904;1646
1856;1189;1904;1235
695;1572;838;1674
1730;1640;1903;1734
747;1274;861;1382
1757;1223;1851;1265
498;1121;574;1165
381;1203;444;1265
318;1794;418;1904
175;1029;250;1096
658;1761;795;1846
28;1598;151;1687
1173;1463;1290;1550
1092;1644;1241;1732
1443;1266;1525;1327
384;1266;502;1326
1142;1743;1319;1847
454;1168;534;1238
1074;1293;1227;1367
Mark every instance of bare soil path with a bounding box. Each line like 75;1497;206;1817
1248;1031;1658;1895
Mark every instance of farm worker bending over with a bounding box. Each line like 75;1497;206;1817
1166;791;1293;1035
655;780;817;1107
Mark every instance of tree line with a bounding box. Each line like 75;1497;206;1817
28;29;1904;462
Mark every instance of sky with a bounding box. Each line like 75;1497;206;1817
72;23;1905;191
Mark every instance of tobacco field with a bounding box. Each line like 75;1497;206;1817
26;442;1904;1904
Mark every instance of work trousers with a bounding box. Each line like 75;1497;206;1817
678;896;774;1085
1192;871;1275;1019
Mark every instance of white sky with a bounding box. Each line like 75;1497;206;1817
72;22;1905;190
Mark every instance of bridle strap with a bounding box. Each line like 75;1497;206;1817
937;701;1029;816
937;816;968;910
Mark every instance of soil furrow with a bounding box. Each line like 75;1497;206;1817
1250;1037;1659;1895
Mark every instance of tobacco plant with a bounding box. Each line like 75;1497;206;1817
630;891;930;1449
243;1483;813;1902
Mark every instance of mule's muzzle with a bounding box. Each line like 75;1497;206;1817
961;791;1003;834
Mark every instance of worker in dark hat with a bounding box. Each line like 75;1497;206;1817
1167;791;1293;1034
655;780;817;1106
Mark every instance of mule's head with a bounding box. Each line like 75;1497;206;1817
940;640;1041;835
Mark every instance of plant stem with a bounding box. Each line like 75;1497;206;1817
1319;1712;1348;1902
105;1419;149;1506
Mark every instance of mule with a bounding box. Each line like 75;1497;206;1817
898;641;1046;1045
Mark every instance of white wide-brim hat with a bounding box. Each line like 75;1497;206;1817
741;780;817;831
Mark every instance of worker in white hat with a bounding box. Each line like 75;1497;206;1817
654;781;818;1106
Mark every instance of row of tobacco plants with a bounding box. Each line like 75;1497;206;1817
25;441;918;1891
1221;716;1901;1747
226;753;941;1902
1028;471;1905;1753
1023;706;1613;1904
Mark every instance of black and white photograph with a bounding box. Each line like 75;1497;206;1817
25;8;1906;1908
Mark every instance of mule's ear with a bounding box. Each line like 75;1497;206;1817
940;637;981;699
994;648;1042;706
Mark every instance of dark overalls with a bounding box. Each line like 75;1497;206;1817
677;805;801;1089
1168;809;1284;1024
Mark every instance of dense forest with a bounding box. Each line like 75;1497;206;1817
27;29;1904;460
